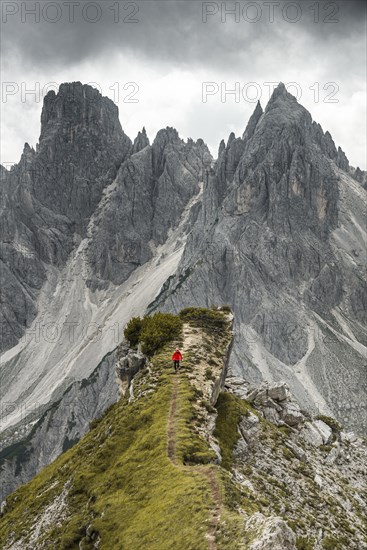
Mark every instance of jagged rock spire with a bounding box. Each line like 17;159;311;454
242;100;263;141
133;127;150;154
218;139;226;157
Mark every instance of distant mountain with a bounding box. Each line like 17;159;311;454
0;82;131;352
155;83;367;434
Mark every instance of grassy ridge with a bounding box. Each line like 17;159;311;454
0;367;217;549
0;308;251;549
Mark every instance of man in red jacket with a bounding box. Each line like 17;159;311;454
172;348;182;372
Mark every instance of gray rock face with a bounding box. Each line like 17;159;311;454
246;513;297;550
85;127;210;288
154;83;367;434
242;100;263;141
0;349;119;500
36;82;132;232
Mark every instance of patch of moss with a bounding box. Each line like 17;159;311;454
316;415;342;434
179;307;229;334
296;536;315;550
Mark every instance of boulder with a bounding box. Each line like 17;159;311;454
285;441;307;462
115;348;146;396
300;420;332;446
325;444;340;465
314;474;323;488
238;412;260;445
313;420;333;444
280;402;304;427
263;407;281;425
267;383;289;402
246;512;297;550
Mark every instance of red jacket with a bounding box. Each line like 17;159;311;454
172;351;182;361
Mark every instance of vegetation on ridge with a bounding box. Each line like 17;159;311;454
124;312;183;356
0;307;246;549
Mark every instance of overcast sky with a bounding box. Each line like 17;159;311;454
1;0;366;168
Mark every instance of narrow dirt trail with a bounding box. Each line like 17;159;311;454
167;373;179;466
166;372;221;550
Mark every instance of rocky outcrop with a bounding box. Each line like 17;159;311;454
227;378;367;549
226;377;342;442
132;127;150;153
115;346;147;396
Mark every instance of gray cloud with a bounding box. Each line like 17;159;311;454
2;1;366;70
1;0;366;168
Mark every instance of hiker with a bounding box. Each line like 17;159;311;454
172;348;182;372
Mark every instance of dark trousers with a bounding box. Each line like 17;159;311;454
173;360;180;371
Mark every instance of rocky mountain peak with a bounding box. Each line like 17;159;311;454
227;131;236;147
18;142;36;171
263;84;311;131
40;82;121;139
153;126;180;148
218;139;226;157
31;82;132;231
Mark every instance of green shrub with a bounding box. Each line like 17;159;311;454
124;316;144;348
124;313;183;356
140;313;183;357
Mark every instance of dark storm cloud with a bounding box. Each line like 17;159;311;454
1;0;366;169
2;0;366;71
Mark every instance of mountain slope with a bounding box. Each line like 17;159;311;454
0;349;119;500
0;309;365;550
